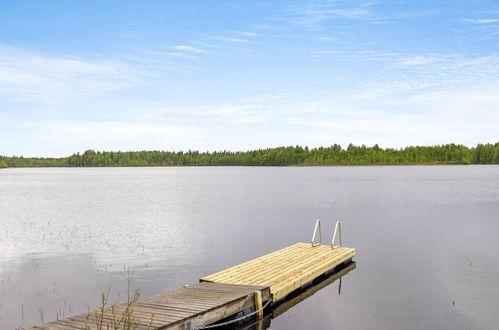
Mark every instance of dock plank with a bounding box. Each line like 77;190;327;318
201;242;356;301
23;283;270;330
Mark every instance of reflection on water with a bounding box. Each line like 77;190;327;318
1;166;499;329
272;262;356;319
225;314;272;330
0;252;204;329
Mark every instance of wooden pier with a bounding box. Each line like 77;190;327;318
23;222;356;330
24;283;270;330
201;243;355;302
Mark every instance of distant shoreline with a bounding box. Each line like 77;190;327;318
2;142;498;167
3;164;497;169
0;162;489;168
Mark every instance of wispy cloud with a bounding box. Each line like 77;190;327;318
312;49;340;55
148;52;499;147
214;36;251;43
0;44;143;106
3;46;499;155
128;101;269;124
462;18;499;24
2;1;499;156
166;52;195;59
313;35;337;42
21;120;204;154
397;55;436;66
285;1;373;31
231;31;259;37
172;45;210;53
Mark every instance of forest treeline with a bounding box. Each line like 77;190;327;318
1;143;499;167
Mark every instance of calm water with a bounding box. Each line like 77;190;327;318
1;166;498;329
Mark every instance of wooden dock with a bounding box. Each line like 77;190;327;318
201;242;355;302
23;283;271;330
23;237;355;329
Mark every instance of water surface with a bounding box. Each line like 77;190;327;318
1;166;498;329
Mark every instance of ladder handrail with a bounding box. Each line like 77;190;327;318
311;219;322;247
331;221;342;249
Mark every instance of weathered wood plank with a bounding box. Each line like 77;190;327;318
25;283;269;330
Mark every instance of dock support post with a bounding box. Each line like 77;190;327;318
254;291;263;320
185;320;192;330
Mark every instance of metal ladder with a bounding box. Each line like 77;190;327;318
311;219;343;248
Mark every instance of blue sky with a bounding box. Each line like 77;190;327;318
1;0;499;156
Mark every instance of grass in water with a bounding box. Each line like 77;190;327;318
85;270;155;330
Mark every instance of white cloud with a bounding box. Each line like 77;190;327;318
312;50;340;55
166;52;195;59
313;35;337;42
232;31;259;37
128;102;269;124
285;2;373;31
462;18;499;24
172;45;209;53
397;55;436;66
23;121;204;154
214;36;250;43
0;44;142;106
279;87;499;148
2;39;499;156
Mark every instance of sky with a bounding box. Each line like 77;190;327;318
1;0;499;157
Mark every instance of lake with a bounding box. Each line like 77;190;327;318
1;166;498;329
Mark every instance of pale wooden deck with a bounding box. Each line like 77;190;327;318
200;242;356;301
23;282;270;330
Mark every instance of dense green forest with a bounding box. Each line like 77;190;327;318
1;143;499;167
